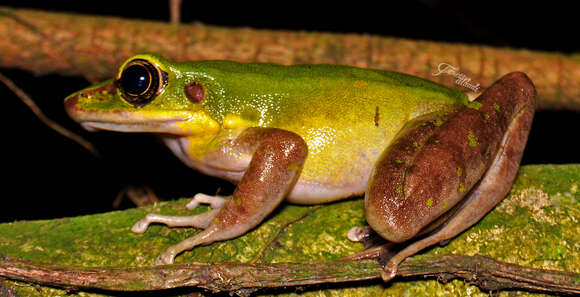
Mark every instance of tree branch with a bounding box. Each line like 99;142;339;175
0;7;578;110
1;165;578;295
1;254;578;295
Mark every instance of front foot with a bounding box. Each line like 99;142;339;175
130;193;227;235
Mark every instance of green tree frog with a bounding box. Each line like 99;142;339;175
64;54;535;281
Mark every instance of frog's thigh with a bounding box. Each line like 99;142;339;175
155;128;308;265
366;72;535;281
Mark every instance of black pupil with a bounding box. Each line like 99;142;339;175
120;64;151;95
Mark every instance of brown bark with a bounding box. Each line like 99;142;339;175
1;254;579;295
0;7;579;111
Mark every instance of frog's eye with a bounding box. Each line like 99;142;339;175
117;59;164;106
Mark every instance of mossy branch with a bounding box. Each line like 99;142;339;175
1;254;579;295
0;160;578;297
0;6;579;111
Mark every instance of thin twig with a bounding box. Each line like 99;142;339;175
169;0;182;24
0;72;101;158
0;254;578;295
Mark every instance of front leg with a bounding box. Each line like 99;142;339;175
366;72;536;280
154;128;307;265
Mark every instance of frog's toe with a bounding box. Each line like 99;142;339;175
381;262;398;282
155;251;176;266
130;210;221;233
131;218;150;234
186;193;227;210
347;226;372;242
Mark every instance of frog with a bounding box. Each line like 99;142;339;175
64;53;535;281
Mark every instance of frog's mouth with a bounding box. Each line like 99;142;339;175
64;83;220;137
76;112;211;136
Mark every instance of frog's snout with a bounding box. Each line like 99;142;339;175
64;79;219;136
64;81;117;120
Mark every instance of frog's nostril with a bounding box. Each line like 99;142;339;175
64;93;80;116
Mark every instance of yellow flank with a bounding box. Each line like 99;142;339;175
270;81;446;193
280;121;389;191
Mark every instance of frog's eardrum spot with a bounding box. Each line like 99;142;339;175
185;82;205;103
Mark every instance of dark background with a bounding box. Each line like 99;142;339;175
1;1;578;222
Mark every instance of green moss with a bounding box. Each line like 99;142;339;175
466;101;483;110
431;118;444;126
1;164;578;296
467;131;479;147
395;185;403;194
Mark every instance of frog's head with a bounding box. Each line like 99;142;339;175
65;54;220;137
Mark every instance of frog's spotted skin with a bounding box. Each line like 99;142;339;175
65;54;535;279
